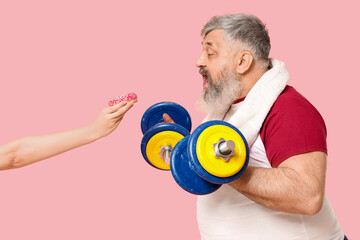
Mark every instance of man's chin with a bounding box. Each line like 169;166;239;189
197;90;220;114
196;70;242;116
196;97;208;113
196;95;232;116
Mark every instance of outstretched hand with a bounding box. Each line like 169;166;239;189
90;100;136;139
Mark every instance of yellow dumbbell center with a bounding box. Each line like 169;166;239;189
146;131;185;170
196;125;247;177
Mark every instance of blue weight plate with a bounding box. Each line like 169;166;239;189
188;120;249;184
141;102;192;134
141;123;190;170
170;136;221;195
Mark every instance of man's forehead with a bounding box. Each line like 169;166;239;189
201;29;226;48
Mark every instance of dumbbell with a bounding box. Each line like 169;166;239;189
170;120;249;195
140;102;192;170
141;102;249;195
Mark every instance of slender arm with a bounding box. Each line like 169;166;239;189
0;101;135;170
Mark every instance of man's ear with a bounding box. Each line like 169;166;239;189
235;51;253;74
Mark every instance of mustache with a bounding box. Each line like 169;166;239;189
199;67;208;76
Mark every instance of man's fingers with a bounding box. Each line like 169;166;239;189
163;113;175;123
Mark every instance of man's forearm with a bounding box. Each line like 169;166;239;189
229;162;325;215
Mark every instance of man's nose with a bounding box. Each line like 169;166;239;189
196;53;205;68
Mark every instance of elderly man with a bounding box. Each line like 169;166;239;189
165;14;346;240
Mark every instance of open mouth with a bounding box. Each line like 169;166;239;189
202;74;209;88
199;68;209;88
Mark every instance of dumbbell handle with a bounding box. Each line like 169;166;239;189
158;138;235;165
218;140;235;155
213;138;235;161
159;145;173;164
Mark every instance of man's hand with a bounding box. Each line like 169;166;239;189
162;113;175;123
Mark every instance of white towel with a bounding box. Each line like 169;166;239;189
203;58;289;147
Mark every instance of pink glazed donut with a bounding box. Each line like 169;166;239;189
108;93;138;106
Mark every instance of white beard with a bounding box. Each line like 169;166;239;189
197;68;242;117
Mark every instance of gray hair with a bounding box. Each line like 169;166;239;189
201;14;271;67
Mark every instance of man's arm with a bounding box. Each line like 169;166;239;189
229;151;327;215
0;100;135;170
162;113;326;215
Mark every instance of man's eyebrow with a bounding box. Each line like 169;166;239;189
201;41;215;47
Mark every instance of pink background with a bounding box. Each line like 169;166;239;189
0;0;358;239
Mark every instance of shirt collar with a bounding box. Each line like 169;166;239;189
233;97;246;104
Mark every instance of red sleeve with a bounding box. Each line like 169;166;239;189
260;86;327;168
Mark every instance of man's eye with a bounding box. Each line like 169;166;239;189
207;53;214;57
